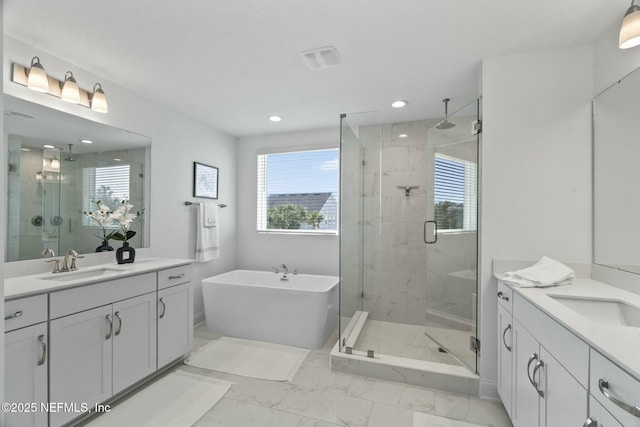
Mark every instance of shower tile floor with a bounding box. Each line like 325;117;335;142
353;319;472;367
81;323;511;427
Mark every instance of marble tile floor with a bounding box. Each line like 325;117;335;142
353;320;467;366
85;324;512;427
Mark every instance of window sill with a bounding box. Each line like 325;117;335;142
257;230;338;236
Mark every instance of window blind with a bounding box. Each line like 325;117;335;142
434;153;477;231
82;164;131;226
257;148;339;233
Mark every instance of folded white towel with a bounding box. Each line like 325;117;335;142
203;202;217;228
502;256;574;288
195;203;219;262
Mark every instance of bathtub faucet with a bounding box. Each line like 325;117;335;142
276;264;289;281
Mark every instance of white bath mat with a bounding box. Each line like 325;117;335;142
185;336;310;381
413;412;488;427
86;371;232;427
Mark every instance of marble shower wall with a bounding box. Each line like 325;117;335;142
357;117;477;327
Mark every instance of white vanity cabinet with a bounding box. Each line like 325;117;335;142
49;273;157;427
4;260;194;427
4;295;49;427
586;350;640;427
157;265;193;368
498;283;588;427
496;281;513;418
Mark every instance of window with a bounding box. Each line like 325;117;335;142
257;148;339;233
82;164;131;226
434;153;477;232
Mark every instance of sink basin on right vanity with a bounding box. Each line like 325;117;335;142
548;295;640;328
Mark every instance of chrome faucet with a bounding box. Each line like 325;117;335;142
274;264;289;281
61;249;83;272
42;248;61;273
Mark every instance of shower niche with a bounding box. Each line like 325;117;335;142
338;99;480;382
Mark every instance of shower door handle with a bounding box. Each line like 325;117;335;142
424;220;437;244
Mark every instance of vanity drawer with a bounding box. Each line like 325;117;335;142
497;280;513;312
513;293;589;387
158;265;192;290
590;349;640;426
5;294;48;332
589;395;623;427
50;272;156;319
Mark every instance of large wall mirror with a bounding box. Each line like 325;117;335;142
4;95;151;261
593;67;640;275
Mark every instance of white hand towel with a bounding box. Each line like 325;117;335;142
195;202;219;262
502;256;574;288
203;202;217;228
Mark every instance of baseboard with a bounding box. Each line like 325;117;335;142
193;310;205;326
479;380;499;400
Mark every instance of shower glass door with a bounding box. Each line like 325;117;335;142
424;99;479;372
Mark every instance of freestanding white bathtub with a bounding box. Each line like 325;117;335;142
202;269;339;349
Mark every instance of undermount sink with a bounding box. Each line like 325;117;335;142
549;295;640;328
39;267;125;282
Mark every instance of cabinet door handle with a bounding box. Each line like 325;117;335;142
169;273;185;280
37;334;47;366
502;324;512;352
105;314;113;340
527;353;538;390
5;310;23;320
497;291;509;301
583;417;598;427
532;359;545;397
159;297;166;319
114;311;122;336
599;378;640;418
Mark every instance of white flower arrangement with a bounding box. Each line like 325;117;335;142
84;199;142;244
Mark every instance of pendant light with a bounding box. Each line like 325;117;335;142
620;0;640;49
60;71;81;103
90;83;109;113
26;56;49;92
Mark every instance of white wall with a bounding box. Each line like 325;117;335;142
4;37;238;323
480;45;594;397
0;5;6;416
237;128;339;276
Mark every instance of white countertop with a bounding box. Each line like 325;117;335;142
499;276;640;381
5;257;192;300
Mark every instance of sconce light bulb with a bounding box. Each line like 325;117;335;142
27;57;50;93
91;83;108;113
60;71;81;104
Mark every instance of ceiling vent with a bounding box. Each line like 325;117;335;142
301;46;341;69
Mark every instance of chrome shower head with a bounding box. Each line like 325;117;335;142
63;143;75;161
436;98;456;130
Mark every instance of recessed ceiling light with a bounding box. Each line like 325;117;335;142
268;115;282;122
398;134;409;139
21;148;32;152
391;100;408;108
43;145;56;149
80;139;94;144
113;158;122;161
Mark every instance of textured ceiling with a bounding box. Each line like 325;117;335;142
4;0;625;137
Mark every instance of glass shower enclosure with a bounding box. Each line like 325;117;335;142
339;100;480;373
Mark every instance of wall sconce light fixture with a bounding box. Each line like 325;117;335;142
90;83;109;113
60;71;81;104
50;157;60;169
620;0;640;49
36;171;44;181
26;56;49;92
11;58;109;113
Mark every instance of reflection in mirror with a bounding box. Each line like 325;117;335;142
5;95;150;261
593;67;640;275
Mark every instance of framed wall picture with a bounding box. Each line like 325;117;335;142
193;162;219;199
